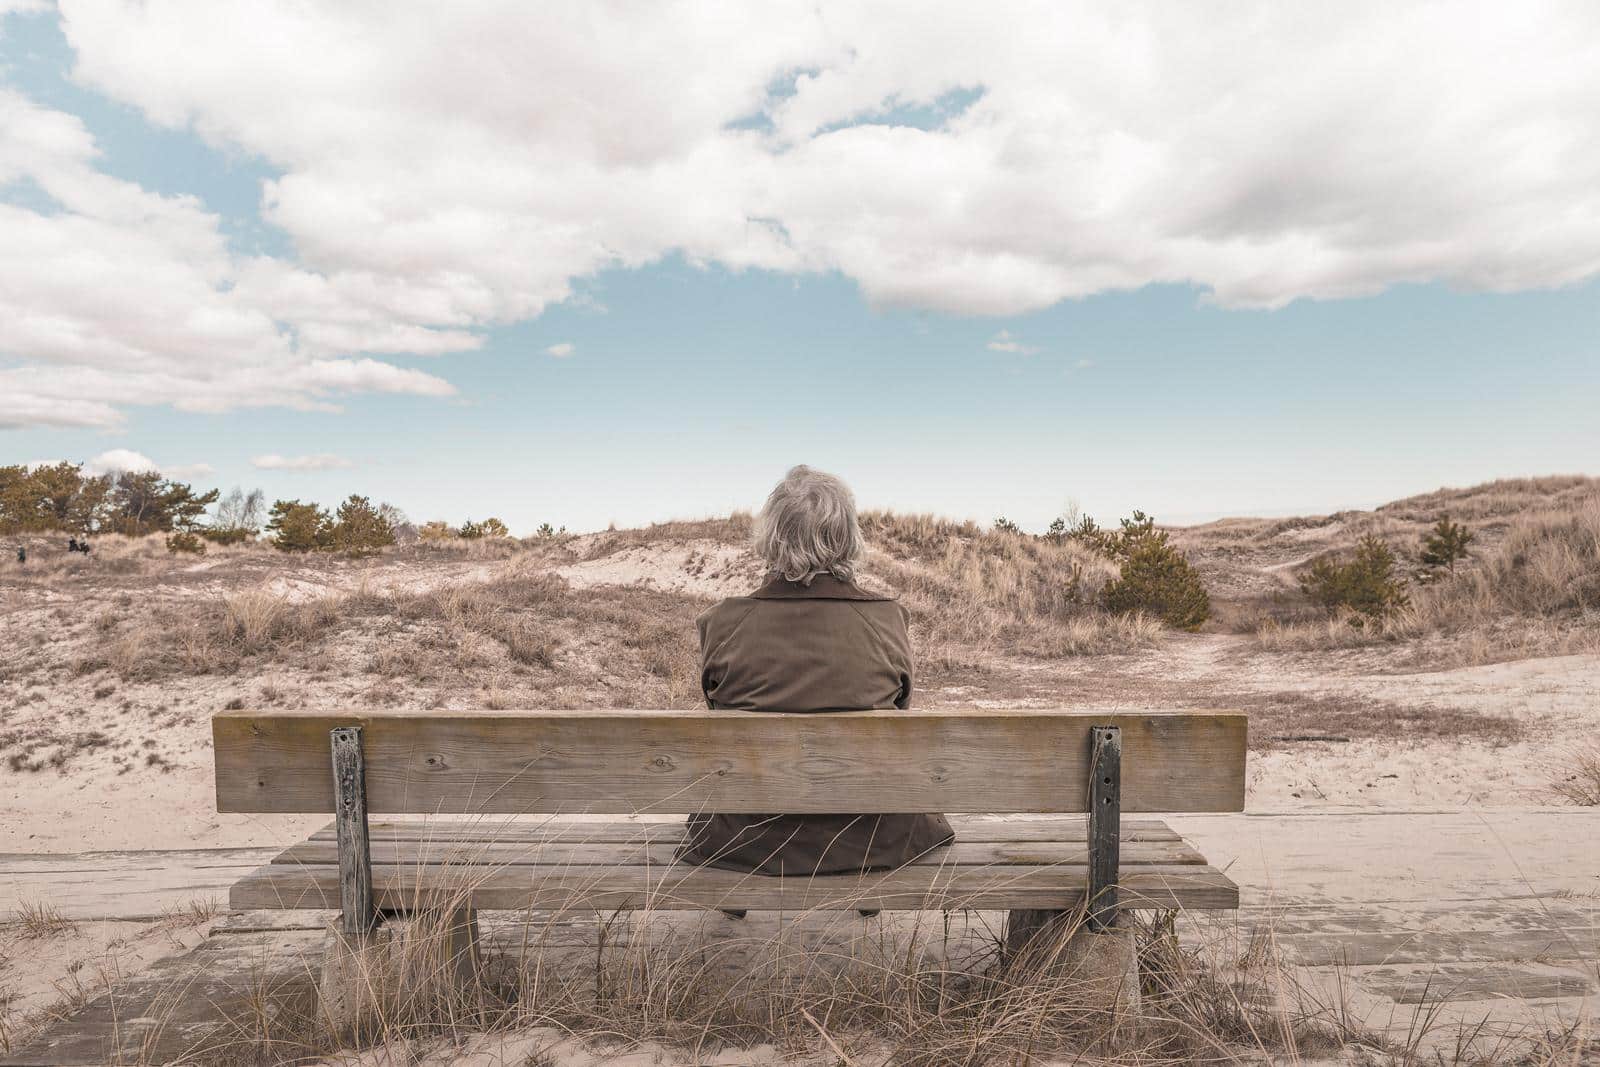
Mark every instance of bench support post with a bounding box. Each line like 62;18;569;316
1003;723;1125;963
1087;725;1121;932
331;726;377;938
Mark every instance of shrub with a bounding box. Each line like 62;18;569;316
1420;513;1474;573
201;526;255;546
165;530;206;555
535;522;566;539
459;517;510;540
266;499;333;552
331;494;396;556
418;520;457;540
1299;534;1409;619
992;516;1023;535
1101;535;1211;630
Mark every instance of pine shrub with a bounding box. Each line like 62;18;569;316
330;495;396;556
1100;534;1211;631
1299;534;1409;619
1420;513;1474;573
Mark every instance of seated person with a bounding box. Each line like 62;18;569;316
677;465;955;876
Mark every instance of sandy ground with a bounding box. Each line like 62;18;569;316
3;533;1597;853
2;520;1597;1061
7;634;1598;853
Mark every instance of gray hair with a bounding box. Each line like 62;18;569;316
753;465;864;585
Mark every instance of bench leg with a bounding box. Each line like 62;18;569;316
319;904;483;1033
1004;907;1069;963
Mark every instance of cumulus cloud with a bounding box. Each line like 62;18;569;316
986;330;1040;355
80;449;214;478
251;454;355;470
251;453;354;471
85;449;158;475
3;2;1599;429
0;87;460;429
545;342;575;358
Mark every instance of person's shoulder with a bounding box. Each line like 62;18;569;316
696;596;760;638
848;596;911;630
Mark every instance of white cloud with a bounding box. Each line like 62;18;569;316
81;449;214;479
1;2;1597;429
84;448;158;475
545;342;575;358
0;88;460;429
986;330;1040;355
252;453;354;471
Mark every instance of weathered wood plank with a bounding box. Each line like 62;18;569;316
228;860;1239;912
307;815;1185;844
271;837;1210;868
1275;928;1600;966
215;709;1247;815
0;847;276;921
1355;963;1597;1004
1086;724;1121;930
0;929;324;1066
330;725;376;937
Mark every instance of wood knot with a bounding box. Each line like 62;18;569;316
423;753;448;770
648;754;676;772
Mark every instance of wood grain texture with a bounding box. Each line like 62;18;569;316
330;726;376;936
1087;725;1121;930
214;708;1247;815
271;837;1209;869
228;859;1240;912
307;815;1185;844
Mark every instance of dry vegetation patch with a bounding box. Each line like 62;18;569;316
1225;691;1524;752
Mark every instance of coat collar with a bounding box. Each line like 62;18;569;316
748;574;895;601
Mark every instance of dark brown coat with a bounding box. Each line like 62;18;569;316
675;574;955;876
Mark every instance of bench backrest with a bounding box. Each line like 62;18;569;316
214;708;1246;815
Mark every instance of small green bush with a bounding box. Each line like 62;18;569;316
165;530;206;555
458;517;508;540
1420;513;1474;573
330;495;395;556
201;526;254;546
266;499;333;552
417;520;457;540
1101;535;1211;631
1299;534;1409;618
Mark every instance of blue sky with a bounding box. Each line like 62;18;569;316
3;3;1597;533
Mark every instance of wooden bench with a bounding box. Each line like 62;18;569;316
214;709;1245;958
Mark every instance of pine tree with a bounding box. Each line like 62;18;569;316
1420;514;1474;574
1299;534;1409;618
266;499;333;552
330;495;395;556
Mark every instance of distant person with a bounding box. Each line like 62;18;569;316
68;538;79;552
15;546;24;565
78;540;91;555
677;465;955;877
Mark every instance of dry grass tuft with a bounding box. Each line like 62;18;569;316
1550;744;1600;806
9;899;77;939
1224;690;1523;751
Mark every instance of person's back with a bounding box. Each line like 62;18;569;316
676;466;954;876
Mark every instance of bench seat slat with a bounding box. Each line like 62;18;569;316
272;838;1209;869
230;860;1239;912
306;815;1183;846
